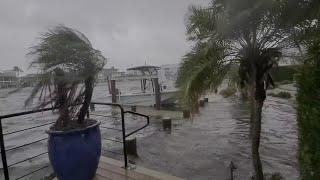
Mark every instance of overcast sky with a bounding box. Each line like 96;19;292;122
0;0;209;73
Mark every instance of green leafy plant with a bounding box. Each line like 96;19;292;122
296;37;320;180
25;25;106;130
278;0;320;179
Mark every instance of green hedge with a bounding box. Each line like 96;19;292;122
297;63;320;179
270;65;299;82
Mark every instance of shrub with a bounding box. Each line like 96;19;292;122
270;65;299;82
277;91;292;98
277;80;293;85
269;172;284;180
268;91;292;99
296;62;320;179
219;87;237;98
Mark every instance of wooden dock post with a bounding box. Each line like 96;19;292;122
162;117;172;131
153;78;161;110
199;100;205;107
110;80;117;103
131;106;137;112
125;137;138;156
229;161;236;180
193;104;199;114
183;110;190;118
90;103;95;111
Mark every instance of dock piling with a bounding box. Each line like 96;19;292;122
183;110;190;118
90;104;95;111
162;117;172;131
110;80;117;103
125;137;138;156
152;78;161;110
199;100;205;107
131;106;137;112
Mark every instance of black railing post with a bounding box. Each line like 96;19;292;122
120;107;128;168
0;118;10;180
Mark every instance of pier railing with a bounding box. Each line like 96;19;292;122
0;102;149;180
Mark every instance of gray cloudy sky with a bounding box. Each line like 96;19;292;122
0;0;209;73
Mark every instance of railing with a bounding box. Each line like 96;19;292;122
0;102;150;180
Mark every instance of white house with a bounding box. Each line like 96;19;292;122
0;70;18;88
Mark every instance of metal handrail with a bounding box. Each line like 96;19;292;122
4;122;55;136
0;101;150;180
124;110;150;138
6;137;48;152
90;102;150;168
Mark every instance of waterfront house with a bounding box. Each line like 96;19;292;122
0;70;18;88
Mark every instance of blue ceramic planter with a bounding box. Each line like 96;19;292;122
47;120;101;180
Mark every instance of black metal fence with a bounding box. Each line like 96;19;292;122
0;102;149;180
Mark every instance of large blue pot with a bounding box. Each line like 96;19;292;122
47;120;101;180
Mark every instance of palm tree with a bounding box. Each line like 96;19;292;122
13;66;23;75
176;1;285;179
25;25;106;130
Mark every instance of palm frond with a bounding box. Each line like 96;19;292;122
179;0;285;111
177;41;231;110
26;25;106;128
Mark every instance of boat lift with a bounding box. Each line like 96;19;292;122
107;65;162;110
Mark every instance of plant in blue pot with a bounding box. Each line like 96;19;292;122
25;25;106;180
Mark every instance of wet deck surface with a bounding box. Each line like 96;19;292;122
53;156;183;180
96;156;184;180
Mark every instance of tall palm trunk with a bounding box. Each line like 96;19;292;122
56;83;70;128
54;69;70;129
78;76;94;124
251;97;264;180
250;73;266;180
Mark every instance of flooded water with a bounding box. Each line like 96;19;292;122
134;96;298;179
0;85;298;179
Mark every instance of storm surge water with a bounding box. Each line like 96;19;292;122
0;85;297;179
134;96;298;179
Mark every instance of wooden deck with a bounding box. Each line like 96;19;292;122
55;156;184;180
95;156;184;180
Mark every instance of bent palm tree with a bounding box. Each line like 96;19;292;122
177;1;285;179
25;25;106;130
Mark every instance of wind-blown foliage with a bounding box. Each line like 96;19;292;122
176;41;230;111
297;40;320;180
26;25;106;130
280;1;320;179
177;0;285;179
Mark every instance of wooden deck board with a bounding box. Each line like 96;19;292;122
53;156;184;180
